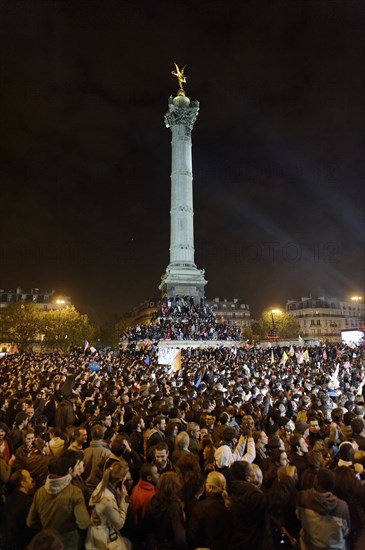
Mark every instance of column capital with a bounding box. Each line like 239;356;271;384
165;95;200;130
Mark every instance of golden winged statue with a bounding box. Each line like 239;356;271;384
171;63;186;93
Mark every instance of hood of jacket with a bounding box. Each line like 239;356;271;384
90;440;109;448
300;488;339;515
45;474;72;495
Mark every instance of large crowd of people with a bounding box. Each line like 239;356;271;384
122;296;242;342
0;303;365;549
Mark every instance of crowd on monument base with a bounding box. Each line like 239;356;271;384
0;339;364;549
122;295;242;342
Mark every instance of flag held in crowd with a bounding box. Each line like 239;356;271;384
280;350;288;365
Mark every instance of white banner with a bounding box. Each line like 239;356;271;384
158;347;179;366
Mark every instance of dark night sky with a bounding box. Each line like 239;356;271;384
1;0;364;323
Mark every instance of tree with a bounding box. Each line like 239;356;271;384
41;306;94;351
241;322;261;342
258;310;300;340
0;302;43;350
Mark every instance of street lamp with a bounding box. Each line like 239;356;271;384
270;309;282;338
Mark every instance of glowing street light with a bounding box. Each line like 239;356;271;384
270;308;282;338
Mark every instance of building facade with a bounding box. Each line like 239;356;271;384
206;297;251;330
286;296;364;342
0;288;72;311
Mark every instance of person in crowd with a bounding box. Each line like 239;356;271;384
67;426;88;453
164;420;179;454
334;466;365;549
350;416;365;451
83;423;111;494
228;460;273;549
130;462;159;527
276;416;293;452
146;415;166;449
250;462;264;488
33;415;50;442
2;469;34;549
171;431;191;464
308;416;326;449
215;425;255;472
200;434;216;476
212;411;230;446
129;415;145;456
300;449;324;490
55;394;76;432
27;454;90;549
7;412;29;453
186;421;200;455
328;408;346;448
262;448;290;491
0;422;12;463
86;460;130;550
23;437;51;489
289;434;309;481
104;433;142;486
46;427;65;457
188;470;231;550
268;465;300;547
145;471;187;550
99;410;113;433
62;449;90;507
153;441;175;475
11;427;35;471
175;453;204;523
0;452;11;507
253;429;269;467
297;468;350;550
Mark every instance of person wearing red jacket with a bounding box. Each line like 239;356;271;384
130;462;159;526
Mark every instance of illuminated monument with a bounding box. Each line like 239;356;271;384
159;65;207;299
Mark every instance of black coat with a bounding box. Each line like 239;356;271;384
55;398;75;431
228;480;273;550
3;490;34;549
145;496;187;550
188;492;231;550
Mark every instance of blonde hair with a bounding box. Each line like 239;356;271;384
93;459;129;503
205;471;231;509
278;465;298;482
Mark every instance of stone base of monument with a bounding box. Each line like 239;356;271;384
159;265;207;300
